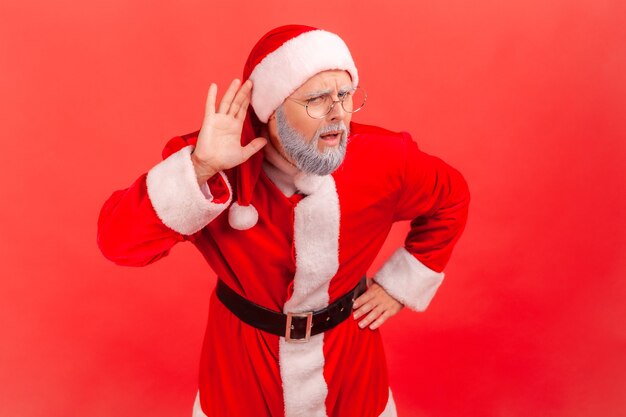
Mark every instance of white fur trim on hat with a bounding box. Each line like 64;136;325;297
249;29;359;123
228;202;259;230
146;145;232;235
373;247;445;312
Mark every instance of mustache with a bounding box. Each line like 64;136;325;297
315;122;349;137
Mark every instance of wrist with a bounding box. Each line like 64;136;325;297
191;151;219;184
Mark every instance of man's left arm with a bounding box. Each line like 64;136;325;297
353;132;470;329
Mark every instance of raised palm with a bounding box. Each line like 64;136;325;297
192;79;267;179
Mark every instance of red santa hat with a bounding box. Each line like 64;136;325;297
227;24;359;230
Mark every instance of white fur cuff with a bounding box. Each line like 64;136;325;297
146;145;232;235
373;247;444;312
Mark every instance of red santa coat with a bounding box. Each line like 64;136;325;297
97;121;470;417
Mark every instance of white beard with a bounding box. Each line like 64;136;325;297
276;106;349;176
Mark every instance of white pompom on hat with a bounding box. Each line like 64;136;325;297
228;24;359;230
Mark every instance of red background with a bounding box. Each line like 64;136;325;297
1;0;625;416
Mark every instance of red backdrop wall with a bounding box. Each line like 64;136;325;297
1;0;624;416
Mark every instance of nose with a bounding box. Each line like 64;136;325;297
327;98;346;122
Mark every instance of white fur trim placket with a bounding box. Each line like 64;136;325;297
278;172;340;417
146;145;232;235
249;29;359;123
373;247;445;312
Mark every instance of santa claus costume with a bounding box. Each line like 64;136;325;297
97;25;470;417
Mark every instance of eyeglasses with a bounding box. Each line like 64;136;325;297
287;86;367;119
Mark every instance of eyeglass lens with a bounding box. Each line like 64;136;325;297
306;87;367;118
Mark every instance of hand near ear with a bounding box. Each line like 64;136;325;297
191;79;267;185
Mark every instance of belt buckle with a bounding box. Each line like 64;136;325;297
285;311;313;343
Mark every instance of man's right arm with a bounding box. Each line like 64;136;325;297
97;78;266;267
96;141;232;267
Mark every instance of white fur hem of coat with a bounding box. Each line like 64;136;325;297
192;387;398;417
373;247;444;312
146;145;232;235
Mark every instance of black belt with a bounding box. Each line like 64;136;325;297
216;276;368;343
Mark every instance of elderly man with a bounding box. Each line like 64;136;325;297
97;25;470;417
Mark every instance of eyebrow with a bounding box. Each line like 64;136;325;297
302;89;332;98
302;86;354;98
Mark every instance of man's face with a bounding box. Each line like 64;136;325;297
267;70;353;175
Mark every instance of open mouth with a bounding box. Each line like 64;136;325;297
320;131;342;142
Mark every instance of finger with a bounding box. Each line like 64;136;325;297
369;310;391;330
353;299;376;320
358;306;384;329
218;78;241;114
235;95;250;120
228;79;252;117
240;137;267;161
239;79;254;119
205;83;217;118
353;288;376;309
